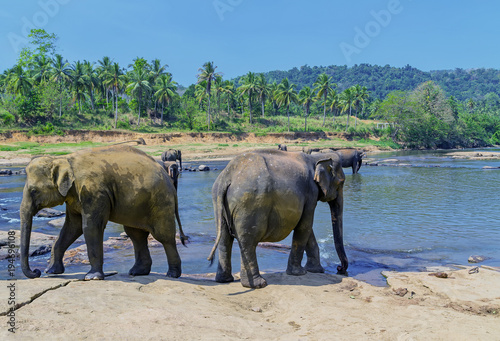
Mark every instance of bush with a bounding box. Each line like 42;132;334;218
117;120;130;129
0;111;15;126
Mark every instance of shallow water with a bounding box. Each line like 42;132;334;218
1;149;499;286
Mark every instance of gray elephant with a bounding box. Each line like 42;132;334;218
161;149;182;170
277;144;288;151
20;145;183;280
302;147;320;154
208;149;347;289
336;149;365;174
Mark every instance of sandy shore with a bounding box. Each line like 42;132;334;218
1;267;499;340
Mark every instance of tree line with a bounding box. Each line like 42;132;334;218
0;29;499;149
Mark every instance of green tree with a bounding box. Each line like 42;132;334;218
50;54;71;117
275;78;298;132
313;73;335;126
70;61;87;114
238;71;259;124
154;74;178;126
8;64;33;97
298;86;316;131
197;61;219;129
103;62;126;128
339;87;356;131
127;66;151;126
256;73;269;118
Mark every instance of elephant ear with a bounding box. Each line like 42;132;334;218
314;158;344;202
51;158;75;197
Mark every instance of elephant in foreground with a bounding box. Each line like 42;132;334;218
161;149;182;170
20;145;184;280
208;149;347;288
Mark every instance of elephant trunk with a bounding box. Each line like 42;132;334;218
178;154;182;171
328;200;348;274
20;196;41;279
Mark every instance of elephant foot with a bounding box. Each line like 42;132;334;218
241;274;267;289
166;266;181;278
128;265;151;276
45;262;65;275
84;271;105;281
305;262;325;273
336;265;348;275
215;272;234;283
286;265;307;276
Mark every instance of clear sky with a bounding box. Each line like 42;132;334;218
1;0;499;86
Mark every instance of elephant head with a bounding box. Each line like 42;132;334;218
313;158;348;274
164;161;180;190
161;149;182;170
20;156;75;278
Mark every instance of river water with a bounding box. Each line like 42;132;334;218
1;149;499;286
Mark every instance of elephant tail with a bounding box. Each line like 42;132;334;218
207;183;231;265
175;198;188;247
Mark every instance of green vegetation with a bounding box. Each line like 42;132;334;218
1;29;499;150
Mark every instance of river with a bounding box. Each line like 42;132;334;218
1;149;499;286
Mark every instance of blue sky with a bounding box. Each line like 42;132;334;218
1;0;499;86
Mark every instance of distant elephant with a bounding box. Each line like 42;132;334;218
20;145;183;280
302;147;320;154
161;149;182;170
337;149;365;174
208;149;347;289
111;138;146;145
277;144;288;151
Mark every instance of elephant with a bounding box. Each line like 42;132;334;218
277;144;288;151
161;149;182;170
336;149;365;174
111;138;146;146
20;145;184;280
302;147;320;154
208;149;347;289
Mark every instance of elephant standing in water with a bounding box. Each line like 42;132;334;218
162;149;182;170
208;149;347;289
335;149;365;174
20;145;185;280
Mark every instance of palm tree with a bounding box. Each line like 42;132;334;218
195;80;208;110
275;78;298;132
256;73;269;118
127;67;151;126
104;62;126;128
197;61;219;130
150;59;168;113
314;73;336;126
83;60;98;110
353;85;369;128
32;55;52;84
238;71;259;124
213;75;224;118
222;80;235;116
8;64;33;97
97;56;112;104
339;87;356;131
269;81;279;115
50;54;71;117
298;86;316;131
326;89;340;124
70;61;87;115
154;74;178;126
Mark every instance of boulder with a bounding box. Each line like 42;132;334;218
0;169;12;175
198;165;210;171
468;255;488;263
36;208;65;218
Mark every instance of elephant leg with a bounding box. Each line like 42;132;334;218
238;241;267;289
152;226;182;278
304;231;325;273
215;223;235;283
287;210;315;276
124;226;152;276
46;210;83;274
82;207;108;280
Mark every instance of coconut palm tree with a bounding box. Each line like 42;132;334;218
103;62;126;128
213;74;224;118
154;73;178;126
269;81;279;115
195;80;208;110
97;56;113;104
222;80;235;116
83;60;98;110
353;85;370;128
197;61;219;130
8;64;33;97
50;54;71;117
340;87;356;131
127;67;151;126
150;59;168;113
70;61;87;115
298;86;316;132
32;54;52;84
313;73;336;126
238;71;259;124
326;89;340;124
275;78;298;132
256;73;269;118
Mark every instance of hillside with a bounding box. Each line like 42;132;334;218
233;64;500;101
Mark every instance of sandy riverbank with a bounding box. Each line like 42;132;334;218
0;267;499;340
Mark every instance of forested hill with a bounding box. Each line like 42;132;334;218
234;64;500;101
